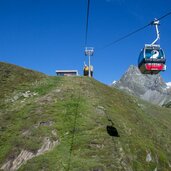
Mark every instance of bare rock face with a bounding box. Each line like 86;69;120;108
1;138;59;171
112;65;171;106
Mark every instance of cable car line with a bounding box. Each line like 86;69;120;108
157;11;171;21
85;0;90;46
84;0;94;78
101;11;171;50
101;23;151;49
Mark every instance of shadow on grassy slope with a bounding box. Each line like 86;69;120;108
0;63;171;170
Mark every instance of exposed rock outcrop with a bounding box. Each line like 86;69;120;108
1;138;59;171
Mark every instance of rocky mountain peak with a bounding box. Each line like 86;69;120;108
113;65;171;106
126;65;140;74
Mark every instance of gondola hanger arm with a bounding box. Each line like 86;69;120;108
151;19;160;45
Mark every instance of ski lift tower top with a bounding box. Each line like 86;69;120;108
85;47;94;56
85;47;94;77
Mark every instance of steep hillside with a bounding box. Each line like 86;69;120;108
0;62;47;99
0;64;171;171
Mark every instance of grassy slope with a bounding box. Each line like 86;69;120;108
0;63;171;171
0;62;47;99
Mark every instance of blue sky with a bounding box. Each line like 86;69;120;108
0;0;171;84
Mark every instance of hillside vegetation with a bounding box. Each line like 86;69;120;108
0;62;46;99
0;62;171;171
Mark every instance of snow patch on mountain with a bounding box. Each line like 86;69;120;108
112;80;117;85
166;82;171;89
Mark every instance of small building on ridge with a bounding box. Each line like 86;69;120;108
56;70;78;76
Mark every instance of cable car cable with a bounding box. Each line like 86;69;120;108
101;23;151;49
100;11;171;50
85;0;90;46
157;11;171;21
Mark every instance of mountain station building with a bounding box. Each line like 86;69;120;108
56;70;79;76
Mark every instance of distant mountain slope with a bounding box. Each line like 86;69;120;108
112;65;171;106
0;63;171;171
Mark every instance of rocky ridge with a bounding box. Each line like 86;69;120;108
112;65;171;106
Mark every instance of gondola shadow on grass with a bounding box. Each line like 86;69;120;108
106;125;120;137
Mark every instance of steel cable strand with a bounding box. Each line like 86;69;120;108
85;0;90;46
100;11;171;50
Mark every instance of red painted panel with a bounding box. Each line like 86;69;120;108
145;63;164;71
